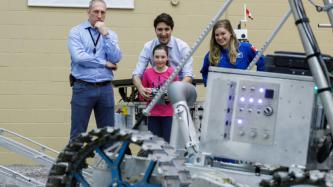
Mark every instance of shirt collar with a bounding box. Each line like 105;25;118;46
157;36;174;49
83;20;94;29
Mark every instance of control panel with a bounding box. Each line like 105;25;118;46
200;67;315;167
231;81;279;145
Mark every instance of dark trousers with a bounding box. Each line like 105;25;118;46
70;82;114;140
147;116;173;143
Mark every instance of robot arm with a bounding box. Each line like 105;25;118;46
168;81;200;155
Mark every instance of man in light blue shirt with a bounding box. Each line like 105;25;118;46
132;13;194;99
68;0;122;140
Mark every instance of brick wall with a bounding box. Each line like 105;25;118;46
0;0;332;164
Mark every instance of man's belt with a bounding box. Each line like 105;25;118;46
74;79;111;86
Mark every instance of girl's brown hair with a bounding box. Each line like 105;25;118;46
153;44;169;66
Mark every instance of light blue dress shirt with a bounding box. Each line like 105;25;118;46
133;36;194;80
68;21;122;83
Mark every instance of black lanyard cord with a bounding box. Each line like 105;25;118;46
87;27;101;54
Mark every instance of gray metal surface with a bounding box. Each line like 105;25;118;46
323;0;333;27
187;163;271;187
170;101;204;151
0;128;93;183
0;166;44;187
78;128;191;187
0;135;55;167
200;67;315;167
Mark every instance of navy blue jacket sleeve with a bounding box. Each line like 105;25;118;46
200;52;210;87
255;51;265;71
246;43;265;71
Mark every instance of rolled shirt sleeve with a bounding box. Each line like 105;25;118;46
179;43;194;79
68;21;122;82
132;45;152;77
103;30;122;64
68;27;107;68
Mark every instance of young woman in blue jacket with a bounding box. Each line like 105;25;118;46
200;19;265;86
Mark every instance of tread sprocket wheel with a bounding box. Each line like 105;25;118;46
46;127;191;187
259;170;331;187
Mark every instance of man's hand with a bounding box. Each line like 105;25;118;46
139;86;152;100
133;75;151;100
106;62;117;70
94;21;109;36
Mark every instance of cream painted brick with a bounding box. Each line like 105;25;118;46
1;11;80;26
106;14;158;28
319;45;333;55
116;56;138;69
0;39;67;54
133;1;226;15
0;39;24;53
19;25;70;40
0;81;69;95
119;41;148;55
0;53;69;67
117;28;155;43
1;11;40;25
0;109;68;123
0;95;70;109
0;67;67;81
23;39;67;53
0;0;9;10
0;123;70;137
39;12;86;26
269;43;308;52
8;0;29;11
0;25;26;39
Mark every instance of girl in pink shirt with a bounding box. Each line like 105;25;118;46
141;44;179;142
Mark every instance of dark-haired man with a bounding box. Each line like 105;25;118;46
132;13;194;99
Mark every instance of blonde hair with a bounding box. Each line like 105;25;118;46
209;19;239;66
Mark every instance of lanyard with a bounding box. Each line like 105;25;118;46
87;27;101;54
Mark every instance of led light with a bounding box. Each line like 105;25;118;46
314;86;318;93
240;97;245;102
237;119;243;124
249;98;254;103
258;99;263;104
259;88;264;93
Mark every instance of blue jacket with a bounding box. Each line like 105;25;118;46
200;42;265;86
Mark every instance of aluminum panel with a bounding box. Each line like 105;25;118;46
200;67;315;167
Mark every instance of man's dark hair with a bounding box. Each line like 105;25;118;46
154;13;174;30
